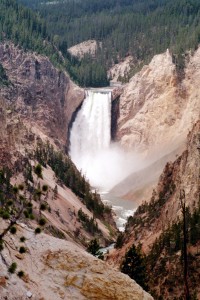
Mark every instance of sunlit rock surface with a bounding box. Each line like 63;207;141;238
116;49;200;157
0;223;153;300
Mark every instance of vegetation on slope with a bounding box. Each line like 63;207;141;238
18;0;200;83
33;141;111;219
5;0;200;86
0;0;60;66
0;144;113;255
0;166;45;254
118;195;200;298
145;198;200;299
0;0;109;87
118;191;200;299
121;243;148;292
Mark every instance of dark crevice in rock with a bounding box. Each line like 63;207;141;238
35;60;41;80
66;95;85;153
111;95;120;141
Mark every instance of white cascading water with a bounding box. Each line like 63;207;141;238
70;89;140;230
70;88;142;188
70;90;112;189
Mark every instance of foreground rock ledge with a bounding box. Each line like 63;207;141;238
0;224;153;300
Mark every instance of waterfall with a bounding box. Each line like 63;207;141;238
70;89;141;192
70;90;112;189
70;89;139;229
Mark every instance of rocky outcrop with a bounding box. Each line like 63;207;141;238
0;223;153;300
0;42;84;148
116;49;200;157
68;40;100;59
110;48;200;204
108;56;135;82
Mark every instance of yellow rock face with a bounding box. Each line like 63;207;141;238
116;49;200;157
0;225;153;300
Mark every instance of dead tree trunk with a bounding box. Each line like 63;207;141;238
180;189;190;300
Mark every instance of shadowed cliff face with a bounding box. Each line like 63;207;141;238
0;42;84;148
109;121;200;300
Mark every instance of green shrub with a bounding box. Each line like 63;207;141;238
18;184;24;191
19;246;26;254
115;232;124;249
13;186;18;194
10;226;17;234
39;218;46;226
0;240;4;251
35;227;41;234
27;207;32;214
7;200;13;206
42;185;48;192
23;210;29;218
29;214;35;220
2;211;10;219
34;164;43;179
40;203;47;211
8;262;17;273
17;270;24;278
20;236;26;242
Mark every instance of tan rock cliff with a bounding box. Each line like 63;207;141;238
116;49;200;157
0;223;153;300
68;40;99;59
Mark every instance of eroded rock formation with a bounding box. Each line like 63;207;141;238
0;42;84;148
0;222;153;300
115;49;200;157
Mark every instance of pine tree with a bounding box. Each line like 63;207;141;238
121;244;148;291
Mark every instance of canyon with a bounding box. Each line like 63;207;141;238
0;39;200;299
0;42;151;299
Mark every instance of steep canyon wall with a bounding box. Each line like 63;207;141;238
0;42;84;148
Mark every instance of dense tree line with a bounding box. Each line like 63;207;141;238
18;0;200;82
0;0;66;68
0;0;107;87
68;57;109;87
